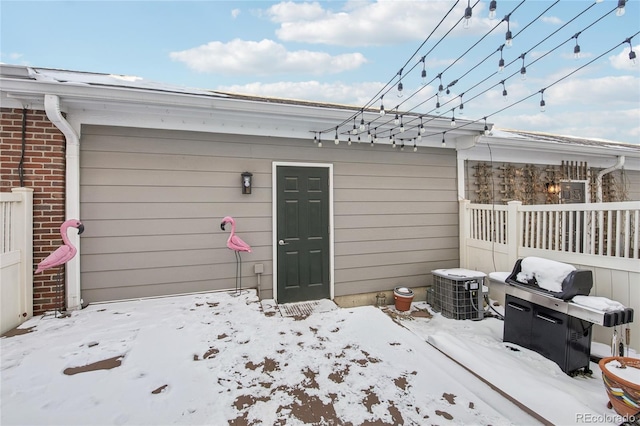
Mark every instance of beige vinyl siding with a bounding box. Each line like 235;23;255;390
80;125;459;303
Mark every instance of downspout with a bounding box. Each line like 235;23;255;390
596;156;625;203
44;94;82;310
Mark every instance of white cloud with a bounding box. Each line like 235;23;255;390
541;16;563;25
169;39;367;75
231;9;240;19
545;75;639;106
265;0;491;46
609;44;640;71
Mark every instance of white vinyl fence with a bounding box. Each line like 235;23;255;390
1;188;33;334
459;199;640;353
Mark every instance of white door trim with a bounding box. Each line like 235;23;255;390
271;162;334;303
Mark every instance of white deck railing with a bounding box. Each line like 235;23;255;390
1;188;34;334
465;201;640;259
460;199;640;353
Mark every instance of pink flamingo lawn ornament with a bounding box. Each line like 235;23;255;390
220;216;251;296
35;219;84;315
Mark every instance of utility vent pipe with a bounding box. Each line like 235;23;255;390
595;156;625;203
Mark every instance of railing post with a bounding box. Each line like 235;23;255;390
507;201;522;267
459;199;471;269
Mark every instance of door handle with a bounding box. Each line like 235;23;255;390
278;240;288;246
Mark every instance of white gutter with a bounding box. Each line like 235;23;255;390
596;156;625;203
44;94;82;311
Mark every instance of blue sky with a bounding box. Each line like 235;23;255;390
1;0;639;143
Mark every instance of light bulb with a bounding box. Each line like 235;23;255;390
489;0;497;19
502;89;508;102
417;134;422;141
420;124;425;134
574;44;581;60
540;99;546;112
435;101;441;114
498;58;505;73
630;50;637;65
459;103;464;115
463;16;472;29
616;0;626;16
359;118;365;132
394;114;399;125
400;117;404;132
520;67;527;80
505;31;513;48
379;104;385;116
335;137;339;145
421;69;427;85
484;124;490;136
451;117;456;127
397;81;404;98
348;137;352;146
438;84;444;96
318;140;322;148
413;144;417;152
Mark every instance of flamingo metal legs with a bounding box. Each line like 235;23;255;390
233;251;243;296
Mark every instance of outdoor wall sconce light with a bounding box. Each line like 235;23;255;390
546;182;560;194
241;172;253;195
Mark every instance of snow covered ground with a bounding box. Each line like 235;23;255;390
0;290;632;425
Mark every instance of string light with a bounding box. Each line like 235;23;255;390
420;116;426;134
458;92;465;115
413;139;418;152
483;117;490;136
437;73;444;96
379;95;385;116
441;132;446;147
352;117;357;135
394;111;400;125
519;53;527;80
391;135;396;148
573;32;581;59
318;134;322;148
616;0;626;17
400;115;405;132
359;112;365;132
626;37;637;65
498;45;505;73
313;133;317;144
334;127;339;144
463;0;473;29
435;94;441;113
451;108;456;127
348;136;352;146
312;2;635;153
367;124;372;141
420;56;427;85
539;89;546;112
400;142;405;151
504;14;513;48
489;0;497;20
397;68;404;97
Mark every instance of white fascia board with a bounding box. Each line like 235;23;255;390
1;77;485;140
458;135;640;170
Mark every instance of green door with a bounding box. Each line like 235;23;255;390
276;166;330;304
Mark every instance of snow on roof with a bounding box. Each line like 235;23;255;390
493;127;639;151
26;67;229;98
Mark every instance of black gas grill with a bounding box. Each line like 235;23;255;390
503;258;634;375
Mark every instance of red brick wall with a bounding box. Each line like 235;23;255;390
1;107;66;314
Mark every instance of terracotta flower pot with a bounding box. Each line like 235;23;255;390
393;287;414;312
598;356;640;418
